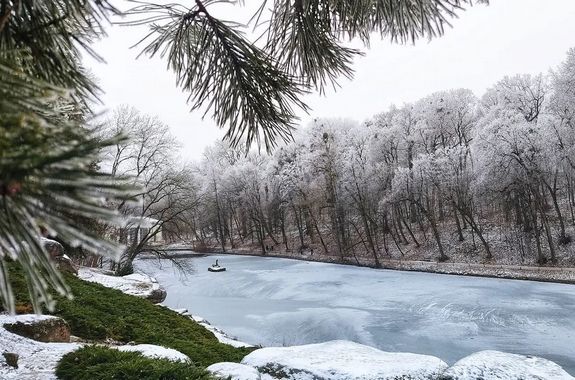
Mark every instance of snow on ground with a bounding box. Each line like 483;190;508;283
0;314;81;380
115;344;190;363
78;267;162;299
242;340;448;380
442;350;575;380
207;362;262;380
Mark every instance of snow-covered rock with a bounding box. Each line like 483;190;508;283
115;344;190;363
242;340;448;380
0;314;81;380
78;267;166;303
441;350;575;380
207;362;262;380
2;314;70;343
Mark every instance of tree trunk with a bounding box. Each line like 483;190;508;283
402;218;420;247
308;207;329;255
292;205;305;250
417;201;447;261
545;179;568;244
453;204;465;242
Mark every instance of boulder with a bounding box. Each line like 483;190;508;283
55;254;78;275
69;335;84;343
124;273;167;303
207;362;261;380
147;287;167;304
41;238;64;259
41;238;78;275
242;340;448;380
441;350;575;380
3;315;70;343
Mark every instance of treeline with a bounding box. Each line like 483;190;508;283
97;48;575;269
184;48;575;266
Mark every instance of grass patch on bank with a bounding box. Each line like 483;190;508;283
56;346;213;380
3;263;254;378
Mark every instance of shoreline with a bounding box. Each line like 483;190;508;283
193;248;575;285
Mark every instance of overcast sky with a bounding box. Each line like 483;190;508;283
85;0;575;162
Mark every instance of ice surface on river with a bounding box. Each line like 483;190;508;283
136;255;575;375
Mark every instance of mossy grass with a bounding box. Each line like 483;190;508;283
55;345;214;380
3;263;254;378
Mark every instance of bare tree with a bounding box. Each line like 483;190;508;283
101;106;199;274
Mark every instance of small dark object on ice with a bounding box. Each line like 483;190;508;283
3;352;19;368
209;259;226;272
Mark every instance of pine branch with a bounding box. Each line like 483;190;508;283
127;1;309;151
0;58;134;313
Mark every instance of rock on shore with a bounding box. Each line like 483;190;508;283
207;362;262;380
241;340;448;380
3;314;71;343
441;350;575;380
204;340;575;380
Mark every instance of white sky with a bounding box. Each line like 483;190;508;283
85;0;575;162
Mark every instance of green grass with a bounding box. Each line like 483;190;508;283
55;346;214;380
3;263;254;378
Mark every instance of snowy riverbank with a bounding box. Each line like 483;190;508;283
205;247;575;284
3;316;573;380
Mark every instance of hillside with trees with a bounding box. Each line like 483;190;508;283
179;49;575;268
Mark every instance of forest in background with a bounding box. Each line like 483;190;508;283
98;48;575;270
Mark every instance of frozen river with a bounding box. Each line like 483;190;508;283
137;254;575;374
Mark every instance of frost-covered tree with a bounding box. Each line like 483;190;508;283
186;48;575;267
473;108;556;262
414;89;477;150
186;61;570;268
196;142;235;252
273;139;316;252
547;49;575;231
341;123;382;265
307;119;354;259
